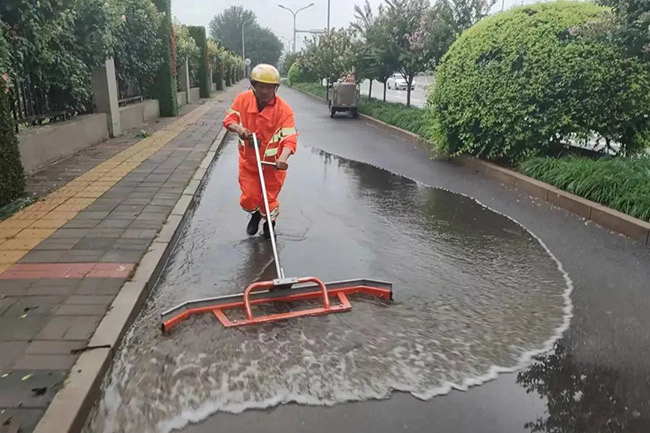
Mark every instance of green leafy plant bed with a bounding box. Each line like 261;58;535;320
520;156;650;222
289;82;327;100
358;98;432;142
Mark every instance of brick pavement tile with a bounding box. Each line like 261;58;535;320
0;297;17;316
31;279;81;289
121;197;151;205
154;192;181;201
136;213;168;223
57;250;106;263
18;250;65;264
75;278;125;295
25;340;85;355
127;220;162;230
1;238;42;251
49;228;90;239
25;285;77;296
0;280;33;296
122;229;158;239
54;304;108;316
113;204;146;214
0;317;48;341
99;249;145;263
13;354;77;370
95;219;133;229
74;210;111;220
143;205;174;214
0;342;27;372
36;316;101;340
106;211;140;220
72;237;118;250
149;198;178;207
60;219;101;229
0;250;29;265
86;263;133;279
0;408;44;433
85;228;126;238
64;295;114;306
32;238;79;251
2;296;64;318
0;370;66;408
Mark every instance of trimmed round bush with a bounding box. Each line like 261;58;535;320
429;1;650;162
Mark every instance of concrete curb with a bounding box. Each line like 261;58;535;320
289;86;650;247
32;123;232;433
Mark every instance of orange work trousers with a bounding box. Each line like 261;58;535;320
238;160;287;220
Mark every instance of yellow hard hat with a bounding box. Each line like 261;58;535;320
250;64;280;85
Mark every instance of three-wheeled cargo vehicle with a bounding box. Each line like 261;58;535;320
327;82;360;118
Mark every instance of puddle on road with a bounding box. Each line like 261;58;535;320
85;137;572;433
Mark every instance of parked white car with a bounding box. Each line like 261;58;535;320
387;73;415;91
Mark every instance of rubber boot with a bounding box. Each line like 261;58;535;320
246;211;262;235
262;220;276;239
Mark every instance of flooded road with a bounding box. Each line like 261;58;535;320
85;136;571;433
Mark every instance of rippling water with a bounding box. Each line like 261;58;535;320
84;138;572;433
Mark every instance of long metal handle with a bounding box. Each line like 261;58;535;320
252;133;284;279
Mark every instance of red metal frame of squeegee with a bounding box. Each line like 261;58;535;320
161;277;392;331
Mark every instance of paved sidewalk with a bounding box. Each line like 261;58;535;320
0;82;244;432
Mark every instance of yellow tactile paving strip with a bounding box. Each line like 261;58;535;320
0;101;216;275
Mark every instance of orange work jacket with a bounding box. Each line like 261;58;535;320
223;90;298;169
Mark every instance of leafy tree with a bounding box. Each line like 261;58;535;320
279;51;299;76
353;0;399;101
243;26;283;66
301;28;358;83
0;26;25;205
113;0;163;99
209;6;283;66
379;0;436;106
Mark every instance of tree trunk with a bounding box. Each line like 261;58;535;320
383;81;387;101
368;80;373;99
406;75;414;107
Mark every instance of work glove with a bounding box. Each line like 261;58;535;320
275;160;289;170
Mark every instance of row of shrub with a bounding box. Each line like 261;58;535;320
288;2;650;223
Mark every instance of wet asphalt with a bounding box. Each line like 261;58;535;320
89;88;650;433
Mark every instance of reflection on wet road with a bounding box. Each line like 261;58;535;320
85;137;570;433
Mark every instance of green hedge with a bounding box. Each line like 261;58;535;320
520;156;650;222
188;26;210;98
0;31;25;206
152;0;178;116
359;98;432;141
290;82;327;99
430;2;650;163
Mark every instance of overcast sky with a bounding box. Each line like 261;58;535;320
171;0;555;53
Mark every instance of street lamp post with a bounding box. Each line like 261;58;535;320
242;18;253;77
278;3;315;53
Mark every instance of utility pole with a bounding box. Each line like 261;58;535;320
278;3;315;53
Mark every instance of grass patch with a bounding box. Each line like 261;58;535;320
358;98;432;141
289;82;327;100
520;156;650;222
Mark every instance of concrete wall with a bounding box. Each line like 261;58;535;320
189;87;200;104
211;83;217;92
177;91;187;108
119;100;160;132
19;114;109;174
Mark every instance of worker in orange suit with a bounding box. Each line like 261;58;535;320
223;64;298;239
